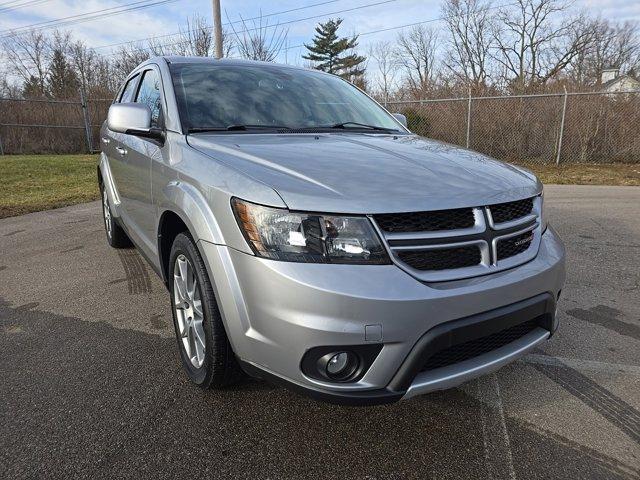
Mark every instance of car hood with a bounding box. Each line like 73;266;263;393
188;133;541;214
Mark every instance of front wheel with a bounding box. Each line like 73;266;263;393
169;233;242;388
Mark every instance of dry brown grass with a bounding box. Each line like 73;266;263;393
515;162;640;186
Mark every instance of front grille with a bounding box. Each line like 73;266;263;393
374;208;474;233
397;246;481;271
489;198;534;224
420;319;539;372
497;231;534;260
375;196;538;279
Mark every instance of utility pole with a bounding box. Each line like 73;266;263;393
212;0;223;58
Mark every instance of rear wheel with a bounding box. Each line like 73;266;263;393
100;182;131;248
169;233;241;388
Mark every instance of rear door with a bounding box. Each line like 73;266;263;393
117;66;165;256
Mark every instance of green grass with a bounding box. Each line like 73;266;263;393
0;154;639;219
0;154;100;219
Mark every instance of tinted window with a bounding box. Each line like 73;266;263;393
119;74;139;103
169;64;403;132
135;69;162;128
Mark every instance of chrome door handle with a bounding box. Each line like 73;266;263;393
101;137;110;144
115;146;127;156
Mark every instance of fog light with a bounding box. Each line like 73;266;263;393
302;345;382;383
327;352;349;376
321;351;359;380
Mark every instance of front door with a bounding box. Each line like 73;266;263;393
107;72;140;231
117;67;165;257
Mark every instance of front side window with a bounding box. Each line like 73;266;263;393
169;63;404;132
119;74;139;103
135;69;162;128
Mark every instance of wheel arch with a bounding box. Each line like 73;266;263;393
157;181;225;286
157;209;191;286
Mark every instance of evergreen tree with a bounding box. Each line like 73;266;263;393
46;49;78;99
22;75;45;98
303;18;366;80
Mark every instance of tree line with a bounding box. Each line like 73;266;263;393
1;0;639;102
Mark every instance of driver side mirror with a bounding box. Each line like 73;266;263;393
108;103;164;142
392;113;407;127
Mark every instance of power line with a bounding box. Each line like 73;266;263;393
279;0;521;54
106;0;398;56
0;0;31;6
0;0;51;13
93;0;342;51
110;0;518;59
0;0;177;35
0;0;180;37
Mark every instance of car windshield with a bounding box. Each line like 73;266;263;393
169;62;404;133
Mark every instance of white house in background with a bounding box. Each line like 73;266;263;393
600;68;640;93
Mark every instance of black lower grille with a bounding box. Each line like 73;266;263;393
497;231;534;260
420;319;539;372
397;246;481;271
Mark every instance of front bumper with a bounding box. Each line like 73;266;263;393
199;226;565;405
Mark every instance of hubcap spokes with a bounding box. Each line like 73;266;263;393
103;189;112;238
173;254;205;368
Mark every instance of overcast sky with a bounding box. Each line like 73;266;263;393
1;0;639;66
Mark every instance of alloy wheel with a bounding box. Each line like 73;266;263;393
173;254;206;368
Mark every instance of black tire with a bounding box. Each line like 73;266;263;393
100;182;131;248
169;232;242;388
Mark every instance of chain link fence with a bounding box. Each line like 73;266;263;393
387;90;640;164
1;90;639;163
0;95;112;155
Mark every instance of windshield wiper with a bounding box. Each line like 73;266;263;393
328;121;399;132
188;124;291;133
187;127;227;133
226;124;293;131
188;122;398;134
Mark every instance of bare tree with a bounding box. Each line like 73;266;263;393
180;15;234;57
442;0;495;90
493;0;594;91
145;16;234;58
1;29;51;93
147;34;188;56
181;14;213;56
570;19;640;85
368;41;397;102
92;56;120;96
394;25;439;96
51;30;71;55
68;40;97;95
228;12;288;62
0;71;21;97
112;43;150;83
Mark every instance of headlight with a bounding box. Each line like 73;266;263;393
232;198;390;264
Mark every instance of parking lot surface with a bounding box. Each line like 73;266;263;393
1;185;639;479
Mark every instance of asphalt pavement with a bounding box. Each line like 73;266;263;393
1;185;639;479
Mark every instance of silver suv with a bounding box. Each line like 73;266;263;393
99;57;565;405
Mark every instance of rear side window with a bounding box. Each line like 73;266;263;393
135;69;162;128
119;74;139;103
